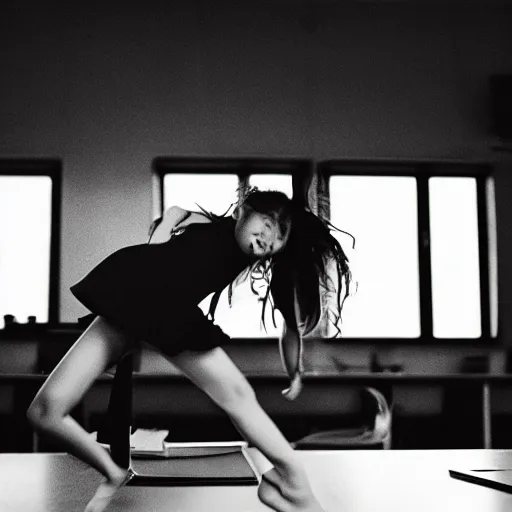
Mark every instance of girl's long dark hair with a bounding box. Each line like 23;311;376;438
269;196;353;337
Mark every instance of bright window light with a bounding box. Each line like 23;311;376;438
248;174;293;198
198;268;284;338
429;177;481;338
0;176;52;327
163;174;239;215
329;176;421;337
486;177;498;338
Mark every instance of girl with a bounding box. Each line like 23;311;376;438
27;189;352;512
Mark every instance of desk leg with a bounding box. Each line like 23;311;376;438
482;382;492;449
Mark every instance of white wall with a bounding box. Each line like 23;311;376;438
1;1;511;339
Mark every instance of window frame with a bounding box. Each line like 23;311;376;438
0;159;62;326
319;159;495;346
153;156;313;213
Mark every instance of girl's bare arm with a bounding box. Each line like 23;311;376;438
148;206;212;244
279;287;304;401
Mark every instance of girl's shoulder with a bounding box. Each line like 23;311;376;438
175;212;235;238
185;210;214;225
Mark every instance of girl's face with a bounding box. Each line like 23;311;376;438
234;208;290;259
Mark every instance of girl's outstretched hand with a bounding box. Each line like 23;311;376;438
281;372;303;401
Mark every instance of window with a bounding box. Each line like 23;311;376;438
164;173;239;214
248;174;294;198
429;177;481;338
0;160;61;328
155;158;311;338
322;161;495;342
329;175;421;338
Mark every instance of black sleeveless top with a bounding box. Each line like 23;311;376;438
71;217;258;355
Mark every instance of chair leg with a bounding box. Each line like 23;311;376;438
107;353;133;469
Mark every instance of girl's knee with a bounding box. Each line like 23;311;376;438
26;393;63;429
26;399;45;428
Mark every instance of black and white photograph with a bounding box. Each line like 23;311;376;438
1;0;512;510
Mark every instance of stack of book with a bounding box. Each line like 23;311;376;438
91;428;260;485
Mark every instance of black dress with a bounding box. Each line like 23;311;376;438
70;217;253;356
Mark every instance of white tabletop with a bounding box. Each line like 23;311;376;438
1;449;512;511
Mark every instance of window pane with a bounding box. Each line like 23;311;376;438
429;177;481;338
163;174;239;214
0;176;52;327
329;176;421;337
249;174;293;198
487;177;498;338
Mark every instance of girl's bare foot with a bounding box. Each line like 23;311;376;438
84;467;134;512
258;465;325;512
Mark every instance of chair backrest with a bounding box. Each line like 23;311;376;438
363;386;392;441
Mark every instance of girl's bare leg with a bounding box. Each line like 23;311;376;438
27;316;135;512
169;347;324;512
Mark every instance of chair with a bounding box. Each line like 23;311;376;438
292;387;392;450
